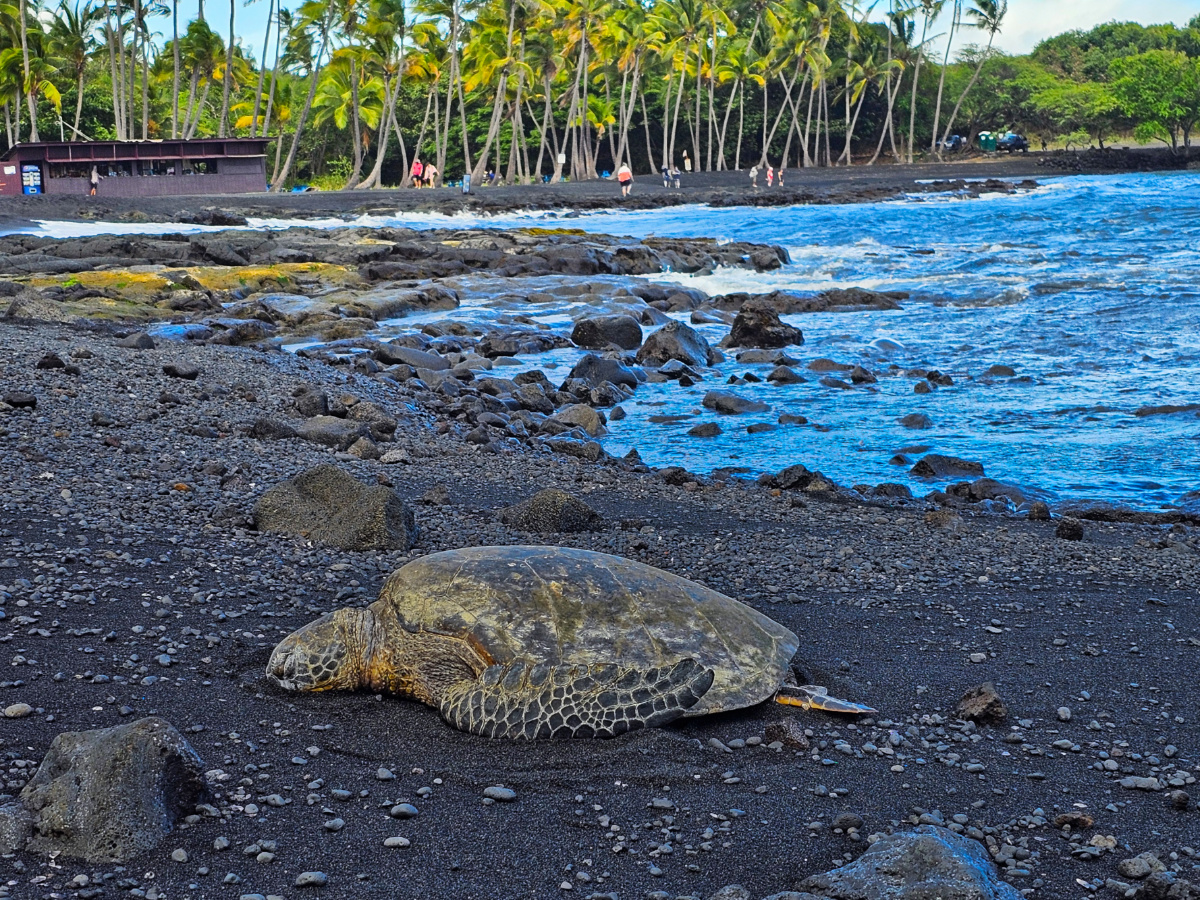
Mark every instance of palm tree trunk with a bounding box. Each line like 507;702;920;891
272;115;286;181
74;73;85;135
218;0;235;136
907;12;931;163
692;42;702;168
114;0;129;138
272;8;333;191
186;77;211;139
408;87;434;185
182;66;199;137
105;16;124;139
262;11;282;138
172;0;180;137
659;73;673;169
361;75;395;189
717;76;738;170
931;0;960;156
640;87;653;169
346;57;364;188
252;0;274;136
669;57;688;167
734;80;745;169
869;65;903;165
18;0;38;141
141;3;151;138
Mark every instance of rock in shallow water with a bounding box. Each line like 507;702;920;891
725;298;804;349
571;314;643;351
703;390;769;415
795;825;1023;899
253;465;418;551
911;454;985;478
637;320;718;368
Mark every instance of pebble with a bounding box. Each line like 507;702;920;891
171;848;188;863
483;786;517;802
295;872;328;887
3;703;33;718
383;836;411;848
1057;706;1071;721
390;803;419;818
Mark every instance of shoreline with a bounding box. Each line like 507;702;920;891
0;317;1196;899
1;222;1196;519
1;148;1192;231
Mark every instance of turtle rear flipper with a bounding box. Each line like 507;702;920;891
776;684;876;715
440;658;715;739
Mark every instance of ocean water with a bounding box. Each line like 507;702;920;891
16;171;1200;509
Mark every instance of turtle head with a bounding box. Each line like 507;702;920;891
267;608;375;692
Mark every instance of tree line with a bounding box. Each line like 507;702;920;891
4;0;1200;190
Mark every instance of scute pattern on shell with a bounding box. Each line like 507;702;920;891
377;545;799;716
439;658;716;738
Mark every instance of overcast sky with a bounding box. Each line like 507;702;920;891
171;0;1199;68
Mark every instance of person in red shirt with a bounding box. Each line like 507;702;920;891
410;158;424;188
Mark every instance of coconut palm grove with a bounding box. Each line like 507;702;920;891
6;1;1200;189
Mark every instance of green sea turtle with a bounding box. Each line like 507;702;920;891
267;546;875;738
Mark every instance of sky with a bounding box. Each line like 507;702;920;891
162;0;1199;69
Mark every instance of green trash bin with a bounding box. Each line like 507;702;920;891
979;132;997;153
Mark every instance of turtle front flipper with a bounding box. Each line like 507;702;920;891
776;684;876;715
439;658;715;739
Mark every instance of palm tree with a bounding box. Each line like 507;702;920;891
178;17;222;137
272;0;336;190
216;0;236;134
47;0;101;137
358;0;410;189
16;0;37;139
905;0;941;162
937;0;1006;151
929;0;961;154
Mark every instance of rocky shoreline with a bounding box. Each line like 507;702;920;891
2;224;1195;523
0;277;1198;898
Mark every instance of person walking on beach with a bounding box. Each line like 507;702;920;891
424;163;439;188
410;157;423;188
617;162;634;198
670;164;681;189
749;165;759;189
661;165;670;188
766;165;774;188
777;167;785;188
683;150;692;173
88;165;101;196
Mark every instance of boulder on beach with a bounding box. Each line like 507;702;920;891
956;682;1008;723
911;454;985;478
499;488;602;533
571;315;643;351
11;717;207;862
703;390;769;415
725;298;804;349
298;415;373;451
795;825;1023;900
254;464;418;551
636;320;718;368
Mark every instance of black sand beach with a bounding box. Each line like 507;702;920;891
0;163;1196;900
0;148;1189;231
